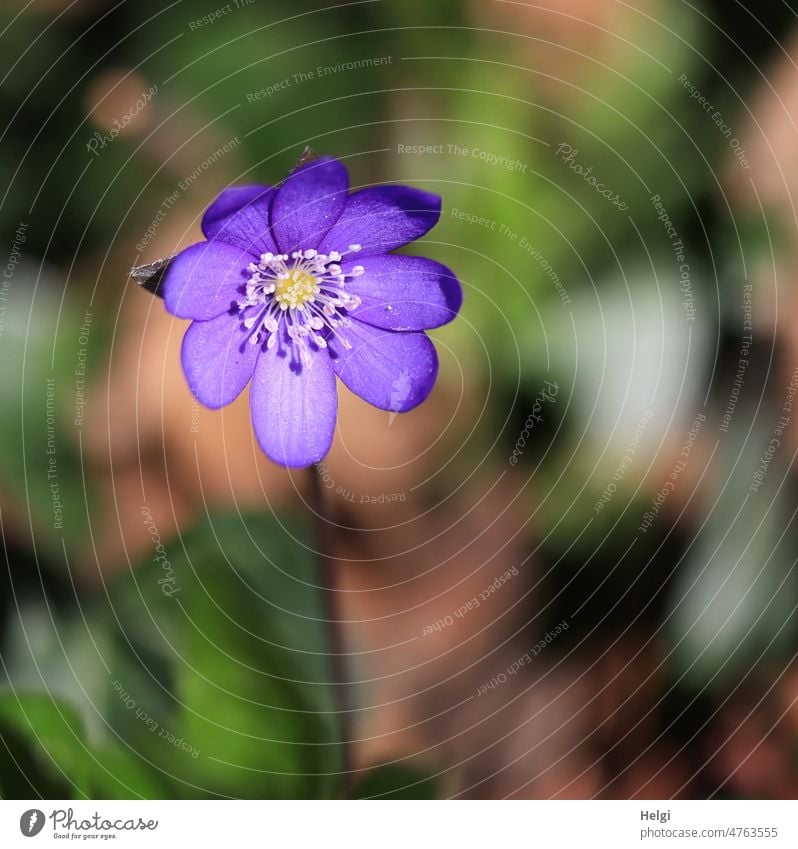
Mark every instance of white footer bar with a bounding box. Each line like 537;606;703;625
1;800;795;848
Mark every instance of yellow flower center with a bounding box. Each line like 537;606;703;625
274;267;320;311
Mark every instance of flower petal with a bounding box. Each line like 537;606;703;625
205;190;277;256
202;184;274;240
162;241;249;320
249;340;337;467
319;186;441;257
270;156;349;253
181;312;259;408
343;254;462;331
329;319;438;412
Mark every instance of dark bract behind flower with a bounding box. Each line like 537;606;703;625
161;155;462;467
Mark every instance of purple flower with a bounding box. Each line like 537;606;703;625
162;156;462;467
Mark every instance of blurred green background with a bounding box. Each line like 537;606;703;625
2;0;798;799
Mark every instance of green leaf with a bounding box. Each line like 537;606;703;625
0;691;89;798
88;742;169;799
0;690;172;799
355;763;439;799
104;510;343;798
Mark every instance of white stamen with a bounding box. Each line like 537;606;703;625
236;245;364;365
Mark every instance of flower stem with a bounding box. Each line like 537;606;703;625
308;464;354;797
